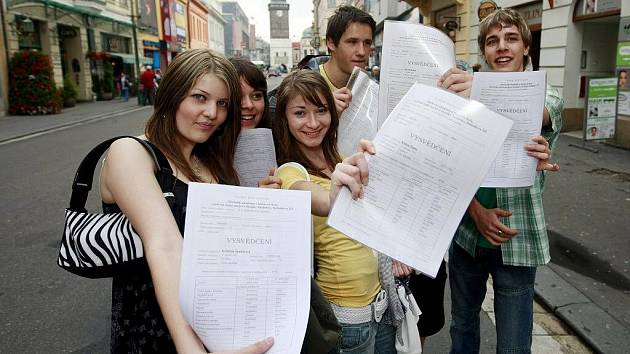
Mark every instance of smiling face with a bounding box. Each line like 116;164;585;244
175;73;229;149
327;22;373;76
239;77;265;129
483;24;529;72
286;93;331;153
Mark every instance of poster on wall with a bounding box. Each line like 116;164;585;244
585;77;618;140
618;68;629;91
617;42;630;67
138;0;158;31
618;91;630;116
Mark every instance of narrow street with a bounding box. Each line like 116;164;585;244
0;87;597;353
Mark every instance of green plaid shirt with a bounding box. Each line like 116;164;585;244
454;86;564;266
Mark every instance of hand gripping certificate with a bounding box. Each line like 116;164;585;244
180;184;311;353
338;67;380;156
378;21;456;128
234;128;277;187
328;84;513;277
471;71;547;187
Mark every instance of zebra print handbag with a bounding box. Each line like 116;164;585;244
57;136;175;278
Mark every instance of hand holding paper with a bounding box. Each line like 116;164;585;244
328;83;513;277
180;184;311;353
470;71;547;187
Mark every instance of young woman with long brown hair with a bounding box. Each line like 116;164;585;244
273;70;398;354
100;49;273;354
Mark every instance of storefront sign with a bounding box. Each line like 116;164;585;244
585;77;618;140
515;2;542;27
103;34;129;53
617;42;630;66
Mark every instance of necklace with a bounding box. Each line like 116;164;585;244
191;156;210;183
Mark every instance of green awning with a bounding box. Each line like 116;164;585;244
107;52;152;65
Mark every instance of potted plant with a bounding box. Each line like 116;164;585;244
62;73;79;107
101;61;114;100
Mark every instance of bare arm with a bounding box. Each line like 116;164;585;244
102;139;206;353
102;139;273;354
288;140;375;217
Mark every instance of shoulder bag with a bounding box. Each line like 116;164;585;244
57;136;175;278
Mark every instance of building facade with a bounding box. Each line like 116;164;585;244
269;0;292;68
256;36;270;66
412;0;629;147
206;0;225;55
4;0;140;101
222;1;251;58
136;0;161;71
188;0;208;49
292;40;301;65
300;27;317;59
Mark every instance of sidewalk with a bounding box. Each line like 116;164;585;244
536;132;630;354
0;98;149;143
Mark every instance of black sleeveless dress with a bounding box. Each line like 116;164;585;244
103;177;188;354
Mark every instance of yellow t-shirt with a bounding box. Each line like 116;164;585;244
277;163;381;307
319;64;339;92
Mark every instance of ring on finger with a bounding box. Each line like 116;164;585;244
497;230;503;236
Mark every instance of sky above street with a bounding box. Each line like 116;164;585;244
236;0;314;42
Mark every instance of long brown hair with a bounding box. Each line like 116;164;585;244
273;70;342;178
145;49;241;185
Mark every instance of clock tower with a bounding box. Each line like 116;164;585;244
268;0;292;68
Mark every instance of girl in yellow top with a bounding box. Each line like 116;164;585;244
273;70;396;353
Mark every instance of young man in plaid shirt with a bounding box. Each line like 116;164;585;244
438;9;563;353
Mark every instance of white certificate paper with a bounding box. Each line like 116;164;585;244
234;128;277;187
328;84;513;277
378;21;456;128
471;71;546;187
338;67;380;157
180;183;311;353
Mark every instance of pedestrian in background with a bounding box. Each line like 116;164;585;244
439;9;563;353
120;72;130;102
141;65;156;106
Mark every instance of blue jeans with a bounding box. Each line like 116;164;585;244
449;243;536;354
329;318;396;354
121;88;129;101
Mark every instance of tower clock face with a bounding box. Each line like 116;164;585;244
276;10;283;17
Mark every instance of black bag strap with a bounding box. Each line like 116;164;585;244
69;136;173;212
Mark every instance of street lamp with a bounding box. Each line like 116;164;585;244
130;0;141;104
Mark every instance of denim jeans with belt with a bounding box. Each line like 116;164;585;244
329;318;396;354
449;243;537;354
